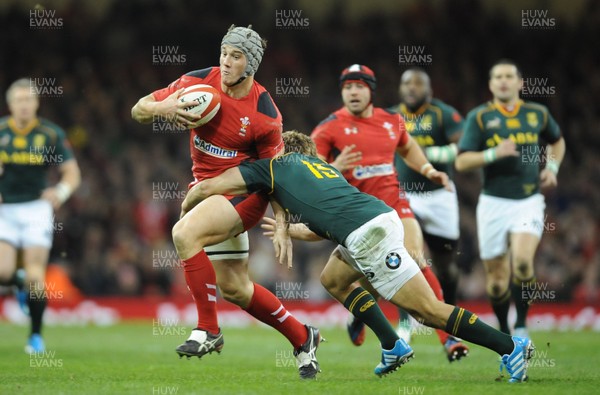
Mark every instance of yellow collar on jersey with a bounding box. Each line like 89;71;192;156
493;100;524;117
8;117;40;136
399;102;429;116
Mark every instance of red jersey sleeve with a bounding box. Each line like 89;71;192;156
152;77;182;102
396;114;410;148
151;68;215;101
256;125;284;159
310;122;335;161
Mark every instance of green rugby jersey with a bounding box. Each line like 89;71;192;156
458;100;561;199
0;116;74;203
390;98;463;192
238;153;393;245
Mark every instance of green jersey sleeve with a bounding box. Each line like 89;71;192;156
540;107;561;144
57;129;74;162
458;109;484;152
440;103;463;141
41;120;75;162
238;159;273;194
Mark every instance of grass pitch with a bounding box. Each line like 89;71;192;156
0;322;598;394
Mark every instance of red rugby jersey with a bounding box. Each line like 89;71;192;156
153;67;283;181
311;107;409;209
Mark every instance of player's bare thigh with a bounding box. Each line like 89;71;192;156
0;241;18;282
401;217;426;268
172;195;244;259
320;250;364;301
510;232;540;280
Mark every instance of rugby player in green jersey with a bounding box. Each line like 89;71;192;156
390;68;465;350
456;59;565;337
180;131;535;382
0;78;81;353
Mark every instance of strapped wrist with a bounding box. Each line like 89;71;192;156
425;143;458;163
546;159;560;175
425;168;437;178
55;182;73;204
483;148;497;164
420;163;434;176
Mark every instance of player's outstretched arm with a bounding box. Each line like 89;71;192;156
180;167;248;217
424;143;458;164
269;200;294;269
540;136;566;189
397;136;451;190
41;159;81;210
455;139;520;172
131;89;202;128
261;217;323;242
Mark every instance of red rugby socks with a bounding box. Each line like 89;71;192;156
182;249;220;334
245;283;308;348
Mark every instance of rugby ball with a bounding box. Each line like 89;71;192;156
178;84;221;128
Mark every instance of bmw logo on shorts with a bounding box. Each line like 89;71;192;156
385;252;402;270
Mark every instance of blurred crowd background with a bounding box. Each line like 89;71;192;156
1;0;598;303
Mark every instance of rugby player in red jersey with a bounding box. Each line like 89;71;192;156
132;25;320;379
311;65;468;361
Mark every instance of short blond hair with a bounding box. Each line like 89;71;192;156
6;78;33;103
282;130;317;157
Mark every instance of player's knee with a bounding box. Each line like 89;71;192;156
0;270;13;284
320;271;345;296
514;259;533;280
23;264;47;283
172;220;185;249
319;271;334;290
488;282;508;298
172;220;201;253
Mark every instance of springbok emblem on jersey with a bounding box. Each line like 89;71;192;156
486;117;501;129
383;122;396;139
239;116;250;137
344;126;358;135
